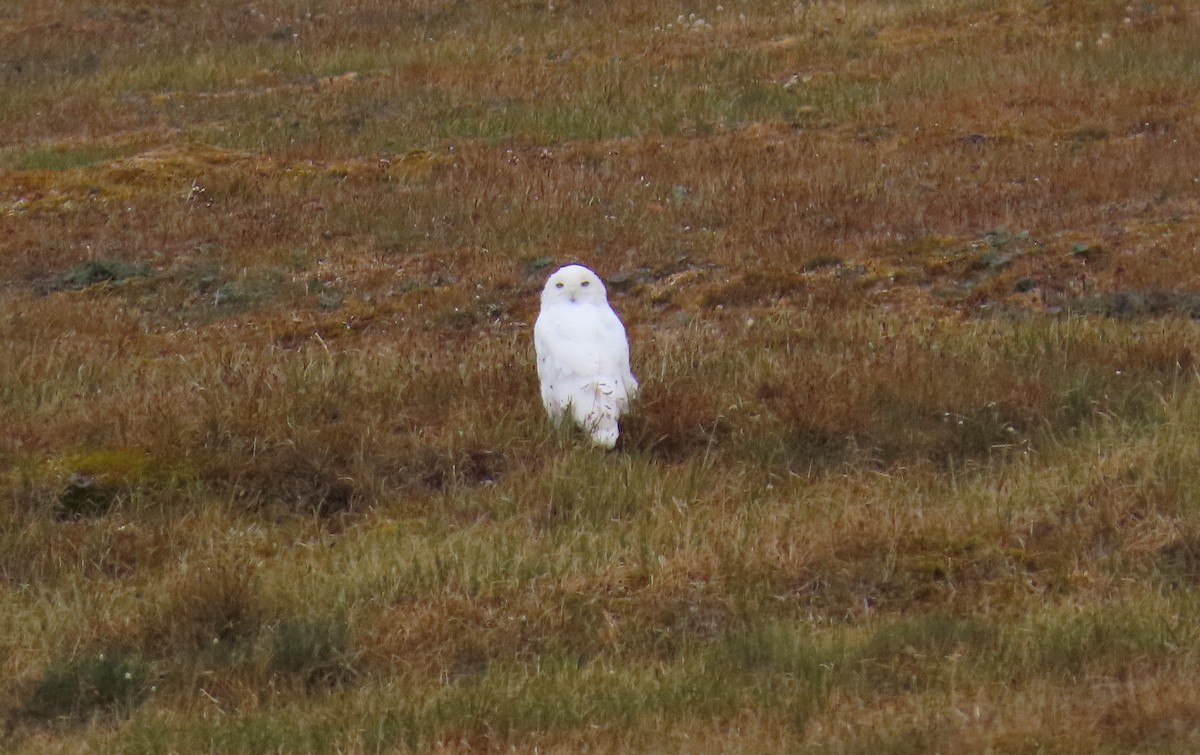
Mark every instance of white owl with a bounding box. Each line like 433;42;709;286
534;264;639;448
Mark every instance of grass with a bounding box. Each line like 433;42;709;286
2;0;1200;751
25;650;151;722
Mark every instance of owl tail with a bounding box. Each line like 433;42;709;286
571;378;624;449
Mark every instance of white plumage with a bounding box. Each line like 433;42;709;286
534;264;639;448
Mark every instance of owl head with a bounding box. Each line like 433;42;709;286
542;264;608;306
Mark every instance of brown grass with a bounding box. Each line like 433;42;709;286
3;0;1200;751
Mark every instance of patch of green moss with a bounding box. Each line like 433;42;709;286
61;260;152;290
56;448;190;517
5;145;129;171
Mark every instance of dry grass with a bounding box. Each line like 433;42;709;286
3;0;1200;751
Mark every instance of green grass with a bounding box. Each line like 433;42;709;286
26;651;152;722
1;145;132;171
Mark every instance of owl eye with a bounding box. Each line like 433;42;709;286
580;280;590;287
555;282;564;288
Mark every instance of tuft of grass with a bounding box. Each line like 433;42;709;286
3;145;130;171
55;448;161;518
146;559;263;654
271;618;354;689
1014;608;1181;682
26;651;151;722
538;453;661;526
60;260;152;290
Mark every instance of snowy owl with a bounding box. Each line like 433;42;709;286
534;264;639;449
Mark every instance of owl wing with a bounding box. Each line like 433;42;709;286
590;303;638;408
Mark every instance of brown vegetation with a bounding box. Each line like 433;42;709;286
3;0;1200;750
